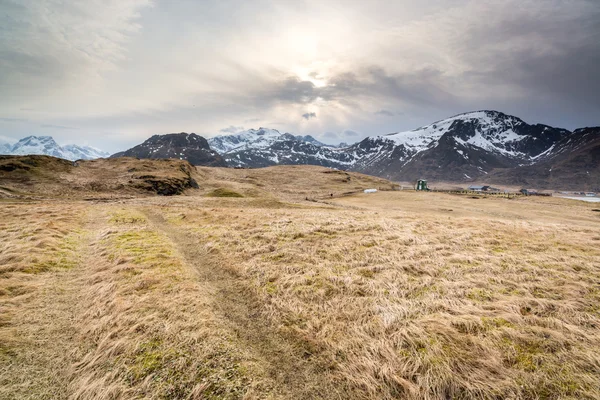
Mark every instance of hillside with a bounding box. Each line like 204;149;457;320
0;155;394;200
0;155;200;197
111;133;227;167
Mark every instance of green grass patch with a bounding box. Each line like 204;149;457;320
206;188;244;198
109;211;147;224
23;231;81;274
112;229;177;268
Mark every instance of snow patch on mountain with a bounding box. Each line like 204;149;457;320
62;144;110;160
380;111;528;156
208;128;341;156
208;128;286;154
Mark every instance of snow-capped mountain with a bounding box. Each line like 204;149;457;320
349;110;571;181
62;144;110;161
487;126;600;190
9;136;66;158
0;140;13;154
293;135;329;147
211;111;589;184
209;128;351;168
111;133;227;167
1;136;109;160
207;128;334;155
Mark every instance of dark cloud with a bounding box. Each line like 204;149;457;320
302;112;317;120
438;1;600;127
375;109;395;116
276;78;319;104
220;125;244;133
343;130;360;136
258;66;457;114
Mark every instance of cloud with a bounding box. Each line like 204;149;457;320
220;125;245;133
0;0;598;151
375;109;395;116
0;135;16;144
0;117;28;122
343;130;360;137
0;0;152;111
41;124;78;130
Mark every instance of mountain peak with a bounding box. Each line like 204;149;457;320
4;135;109;160
111;132;226;167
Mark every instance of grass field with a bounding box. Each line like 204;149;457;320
1;161;599;399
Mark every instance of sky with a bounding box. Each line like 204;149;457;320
0;0;599;153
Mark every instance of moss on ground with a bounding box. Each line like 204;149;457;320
206;188;244;198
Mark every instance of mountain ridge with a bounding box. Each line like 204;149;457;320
0;135;109;161
209;110;598;189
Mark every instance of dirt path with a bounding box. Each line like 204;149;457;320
143;207;346;399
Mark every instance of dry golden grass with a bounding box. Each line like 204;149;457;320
0;202;86;399
159;192;600;399
194;165;397;201
1;165;599;399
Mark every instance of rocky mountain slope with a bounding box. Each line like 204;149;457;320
355;111;571;181
0;136;109;160
487;127;600;191
111;133;227;167
210;111;597;188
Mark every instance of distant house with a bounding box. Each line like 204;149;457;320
415;179;429;191
520;189;537;195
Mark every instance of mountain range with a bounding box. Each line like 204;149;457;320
200;111;598;189
0;136;109;161
2;111;598;190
